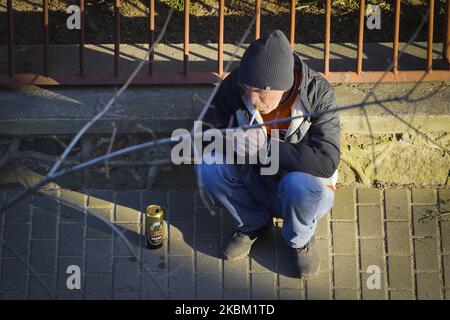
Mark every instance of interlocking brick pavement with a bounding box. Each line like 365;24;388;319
0;187;449;300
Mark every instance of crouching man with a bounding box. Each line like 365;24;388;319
194;30;340;279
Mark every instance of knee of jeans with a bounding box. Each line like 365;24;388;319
194;163;217;190
194;152;227;190
279;171;325;205
279;172;333;226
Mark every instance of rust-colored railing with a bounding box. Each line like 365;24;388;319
1;0;449;85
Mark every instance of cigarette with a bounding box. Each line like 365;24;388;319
249;111;257;126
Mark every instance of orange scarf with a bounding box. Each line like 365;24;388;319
261;68;301;139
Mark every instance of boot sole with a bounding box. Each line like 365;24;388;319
222;252;250;261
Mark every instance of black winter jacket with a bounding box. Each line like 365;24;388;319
202;53;340;179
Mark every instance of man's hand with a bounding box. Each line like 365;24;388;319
233;127;266;157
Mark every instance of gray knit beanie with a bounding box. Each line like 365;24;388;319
239;30;294;91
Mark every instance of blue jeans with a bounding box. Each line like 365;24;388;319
194;151;335;248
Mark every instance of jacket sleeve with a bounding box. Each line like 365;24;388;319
274;78;341;178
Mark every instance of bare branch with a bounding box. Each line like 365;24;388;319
0;236;55;299
2;7;448;219
39;190;170;299
47;9;174;176
104;122;118;179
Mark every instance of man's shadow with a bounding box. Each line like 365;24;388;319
188;193;299;278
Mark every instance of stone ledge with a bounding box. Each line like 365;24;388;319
0;80;449;136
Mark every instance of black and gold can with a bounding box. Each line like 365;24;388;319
144;204;165;249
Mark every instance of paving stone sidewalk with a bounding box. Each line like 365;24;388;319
0;187;449;300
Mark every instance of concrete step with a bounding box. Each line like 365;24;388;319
0;80;448;136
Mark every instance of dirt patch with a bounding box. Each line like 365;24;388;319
339;132;449;188
370;142;448;185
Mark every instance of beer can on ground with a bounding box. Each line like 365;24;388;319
144;204;165;249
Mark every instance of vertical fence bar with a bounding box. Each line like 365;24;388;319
80;0;85;76
184;0;190;75
324;0;331;75
393;0;400;75
115;0;121;77
7;0;14;77
43;0;49;76
149;0;155;75
289;0;295;48
218;0;224;76
427;0;435;72
443;0;449;68
255;0;261;40
357;0;365;75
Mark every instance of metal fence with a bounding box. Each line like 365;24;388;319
1;0;449;85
